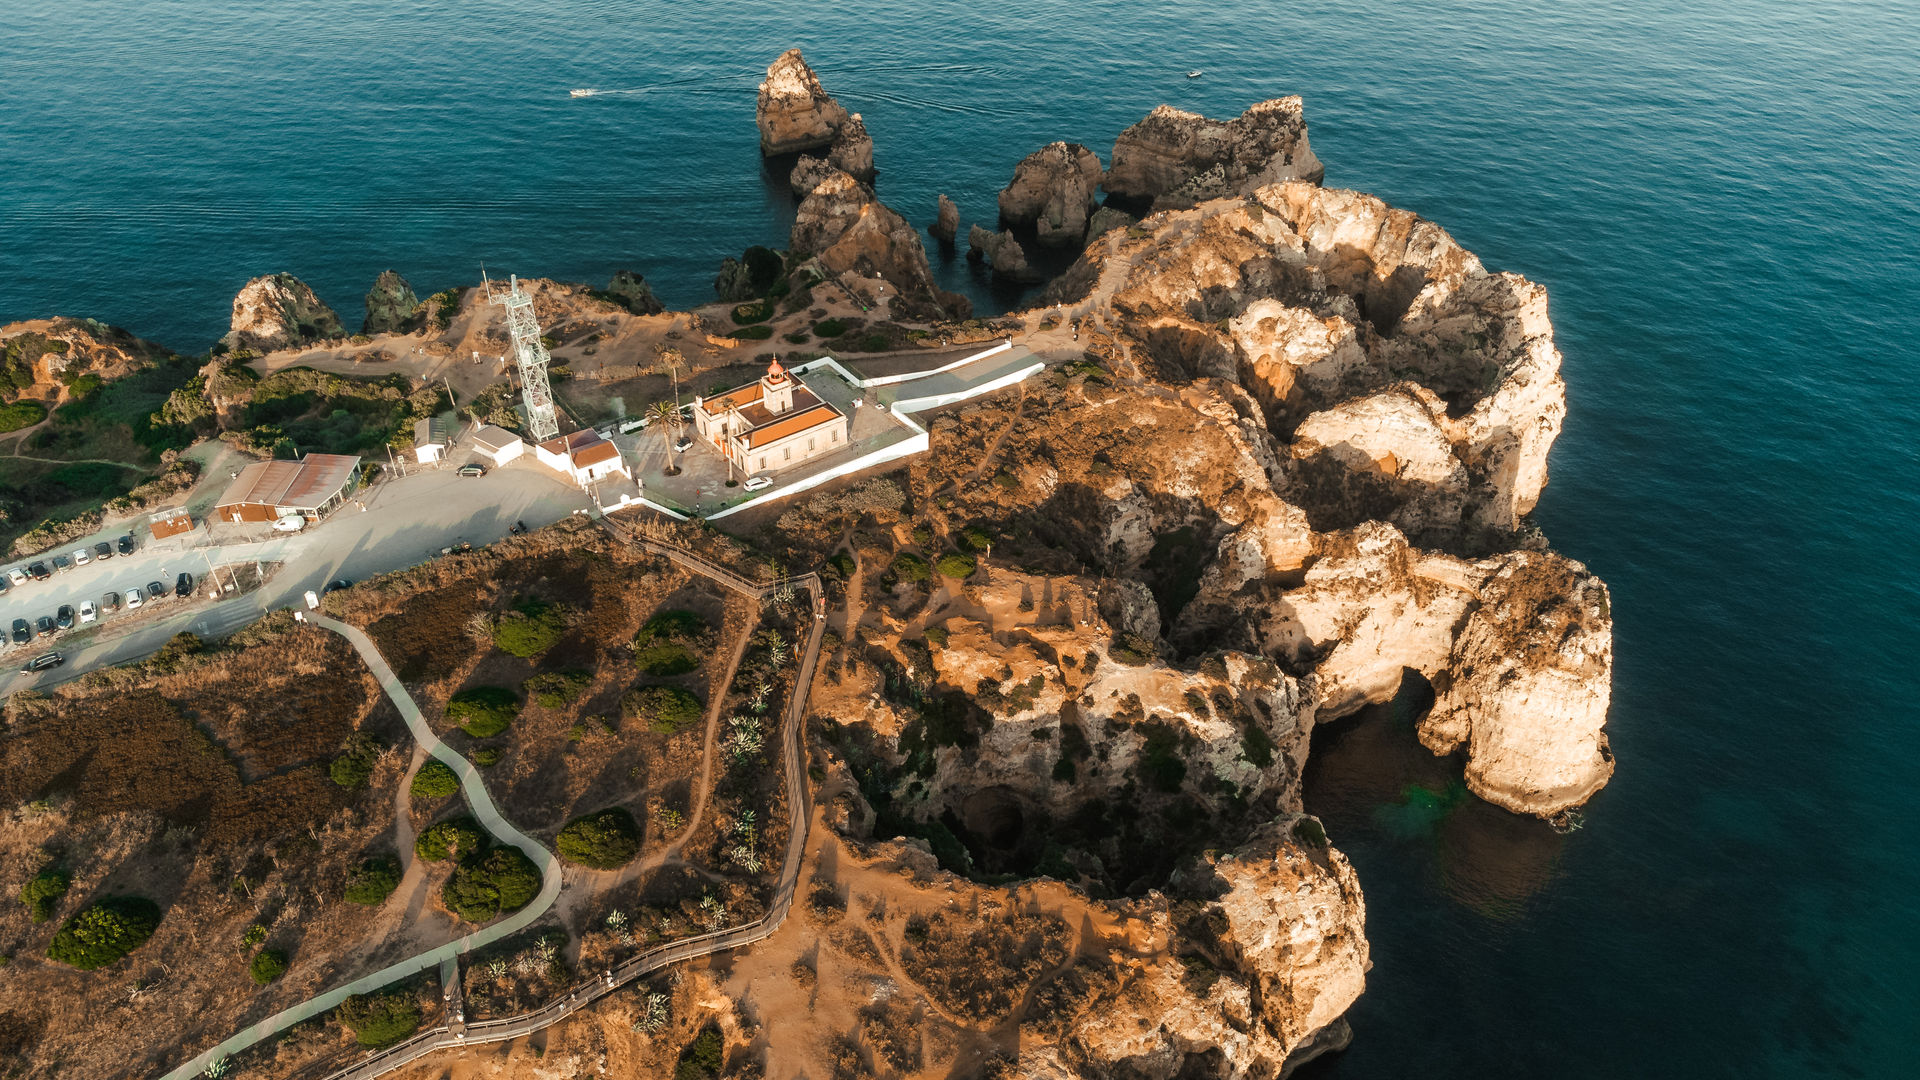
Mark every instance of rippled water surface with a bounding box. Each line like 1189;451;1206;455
6;1;1919;1075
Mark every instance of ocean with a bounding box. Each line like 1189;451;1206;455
5;1;1918;1075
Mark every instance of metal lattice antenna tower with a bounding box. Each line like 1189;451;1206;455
486;272;559;443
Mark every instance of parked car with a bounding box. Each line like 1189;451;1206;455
125;587;144;611
175;572;194;597
10;619;28;645
36;616;55;635
117;534;136;555
73;547;91;566
29;562;51;580
456;463;487;478
103;591;122;611
94;541;113;561
509;520;527;535
56;605;75;630
272;516;306;532
147;581;166;601
323;578;353;594
52;555;71;573
6;567;26;586
78;600;96;624
743;475;773;492
673;437;693;453
20;652;64;675
0;576;8;596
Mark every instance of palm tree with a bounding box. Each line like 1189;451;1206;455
649;399;681;475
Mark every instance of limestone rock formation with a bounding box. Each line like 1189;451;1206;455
789;154;838;197
791;170;967;319
1106;98;1324;211
756;48;850;156
967;224;1041;283
1085;204;1135;240
0;318;169;404
603;269;664;315
360;269;419;335
930;193;960;243
998;141;1104;247
223;273;343;353
713;246;784;303
829;112;874;182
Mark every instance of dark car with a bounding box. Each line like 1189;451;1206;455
94;541;114;561
323;578;353;594
117;534;136;555
36;616;55;635
456;463;487;478
509;520;528;535
20;652;64;674
10;619;28;645
51;555;71;573
147;581;166;600
56;605;75;630
103;591;122;612
28;562;50;581
175;572;194;597
0;576;8;596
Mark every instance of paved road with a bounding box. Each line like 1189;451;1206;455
157;616;567;1080
153;534;825;1080
1;463;590;694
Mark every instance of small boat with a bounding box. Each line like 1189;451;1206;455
1187;70;1203;78
569;88;594;98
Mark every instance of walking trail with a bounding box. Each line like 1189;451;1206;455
156;538;825;1080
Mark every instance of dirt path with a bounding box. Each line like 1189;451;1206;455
3;450;145;466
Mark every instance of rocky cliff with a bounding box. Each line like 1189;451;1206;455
1;317;170;404
223;273;343;353
999;141;1105;247
1106;98;1325;211
361;269;419;334
790;169;969;320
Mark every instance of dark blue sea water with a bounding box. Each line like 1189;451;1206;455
6;1;1918;1075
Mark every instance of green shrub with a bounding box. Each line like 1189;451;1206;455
0;401;48;433
415;817;486;863
337;988;422;1047
858;333;891;352
934;552;976;579
1292;817;1329;848
622;685;704;734
632;609;713;676
492;598;567;658
523;669;591;707
731;301;773;325
1136;722;1188;793
343;857;401;905
783;331;810;344
676;1026;725;1080
329;733;384;789
46;896;161;970
249;948;288;985
962;527;993;551
556;808;642;869
812;318;847;338
442;847;541;922
469;746;502;768
1240;725;1277;769
242;923;267;947
18;868;70;923
733;324;774;341
1109;631;1156;666
409;760;461;800
923;626;949;648
890;552;930;583
446;686;519;737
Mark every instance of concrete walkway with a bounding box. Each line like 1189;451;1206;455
157;617;564;1080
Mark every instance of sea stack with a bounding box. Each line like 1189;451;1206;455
930;194;960;244
756;49;851;156
224;273;343;353
361;269;419;335
998;141;1104;247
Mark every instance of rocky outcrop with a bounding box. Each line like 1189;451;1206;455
930;193;960;243
829;112;874;182
1085;204;1135;240
0;318;169;404
223;273;343;353
789;154;838;197
713;246;784;303
603;269;664;315
755;48;850;155
1106;98;1324;211
967;224;1041;283
361;269;419;335
999;142;1104;247
791;170;968;320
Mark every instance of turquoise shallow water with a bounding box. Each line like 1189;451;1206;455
5;1;1919;1074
